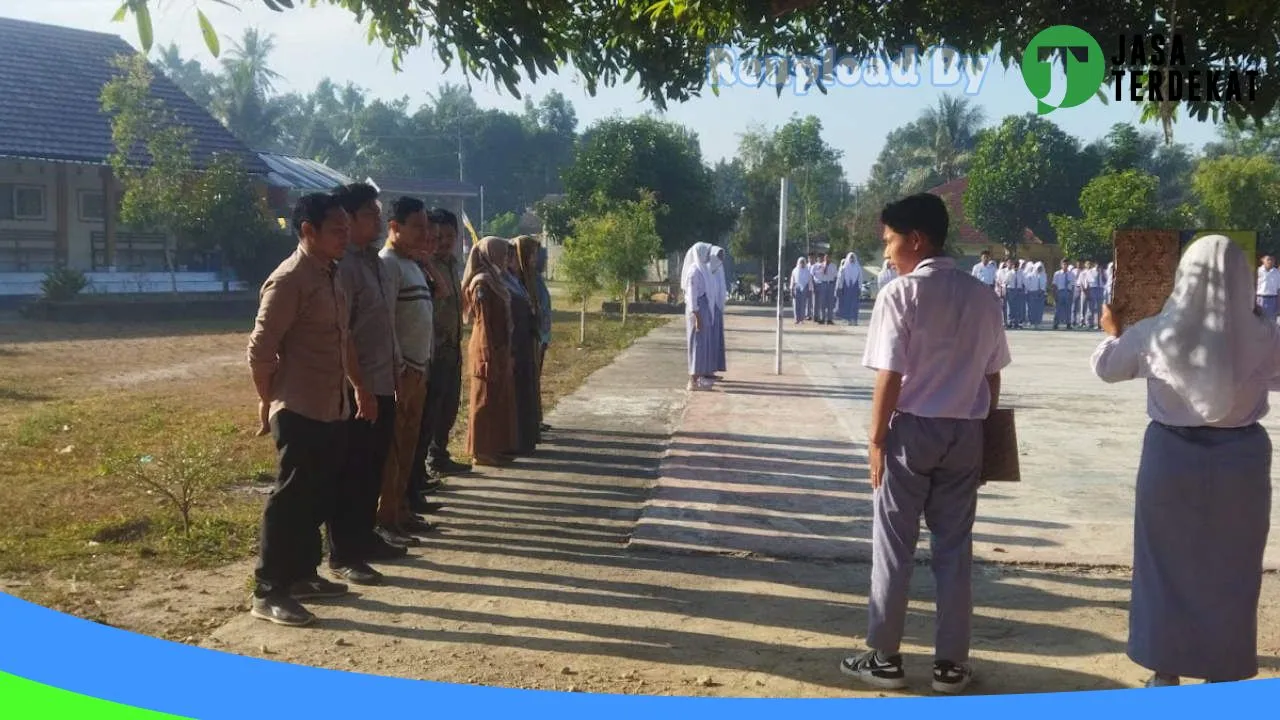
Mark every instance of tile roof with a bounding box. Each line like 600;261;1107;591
0;17;268;174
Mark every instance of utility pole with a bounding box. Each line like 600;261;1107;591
776;177;787;376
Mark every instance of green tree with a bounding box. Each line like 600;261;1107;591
964;114;1092;255
559;217;606;344
101;53;197;292
563;116;727;255
1050;170;1166;262
486;211;521;237
902;95;986;192
595;192;664;326
1192;155;1280;231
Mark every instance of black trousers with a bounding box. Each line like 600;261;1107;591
254;409;348;597
410;343;462;491
327;393;396;566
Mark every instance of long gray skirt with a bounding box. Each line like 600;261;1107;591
1129;421;1272;681
686;298;716;376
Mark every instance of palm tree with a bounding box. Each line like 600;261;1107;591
214;29;285;149
902;95;986;192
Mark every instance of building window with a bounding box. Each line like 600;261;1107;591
0;184;46;220
79;190;105;222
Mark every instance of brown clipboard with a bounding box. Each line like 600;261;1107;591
1111;229;1179;331
980;408;1020;483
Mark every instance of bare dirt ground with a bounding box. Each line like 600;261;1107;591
5;307;1280;698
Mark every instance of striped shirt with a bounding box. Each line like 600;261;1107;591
380;244;435;373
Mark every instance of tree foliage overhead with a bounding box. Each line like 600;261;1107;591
124;0;1280;127
1050;170;1168;262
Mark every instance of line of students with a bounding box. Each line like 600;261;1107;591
844;192;1274;693
971;253;1112;331
245;188;550;627
789;252;865;326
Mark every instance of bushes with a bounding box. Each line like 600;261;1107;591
40;267;89;301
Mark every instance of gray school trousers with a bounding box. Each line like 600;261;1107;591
868;411;982;664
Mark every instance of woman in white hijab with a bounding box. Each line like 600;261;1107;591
1092;235;1280;687
835;252;863;325
682;242;717;390
709;246;729;377
790;257;813;325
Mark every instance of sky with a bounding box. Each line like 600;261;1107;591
4;0;1223;185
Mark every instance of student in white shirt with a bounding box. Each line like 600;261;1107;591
1104;261;1115;306
971;251;997;289
1007;259;1028;329
876;260;898;292
1256;255;1280;322
1051;260;1075;330
789;257;813;324
813;253;839;324
995;261;1012;327
842;193;1010;695
1027;262;1047;328
1092;235;1280;688
1070;260;1086;327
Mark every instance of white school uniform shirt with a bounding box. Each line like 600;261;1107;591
995;267;1011;288
1093;327;1280;427
863;256;1012;420
1052;269;1073;291
1028;269;1046;292
1258;267;1280;296
971;261;997;285
877;266;897;289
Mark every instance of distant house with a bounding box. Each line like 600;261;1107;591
0;17;269;298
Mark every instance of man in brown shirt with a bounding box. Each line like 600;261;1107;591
410;208;470;500
326;182;406;586
246;192;376;628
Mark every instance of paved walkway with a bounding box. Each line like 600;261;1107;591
632;305;1280;569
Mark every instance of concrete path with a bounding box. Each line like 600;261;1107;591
631;305;1280;569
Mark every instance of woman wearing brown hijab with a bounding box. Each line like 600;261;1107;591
513;235;547;431
504;237;542;454
462;237;518;466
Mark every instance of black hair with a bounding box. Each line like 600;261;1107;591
391;196;426;225
333;182;380;215
880;193;949;249
291;192;344;236
430;208;458;229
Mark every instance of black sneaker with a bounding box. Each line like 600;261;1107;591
251;595;315;627
839;650;907;689
932;660;974;694
330;562;383;586
289;576;349;600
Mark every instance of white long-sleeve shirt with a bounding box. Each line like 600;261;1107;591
1092;330;1280;427
1258;267;1280;296
972;261;997;285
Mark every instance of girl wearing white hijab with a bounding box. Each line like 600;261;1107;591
1092;235;1280;687
836;252;863;325
790;257;813;324
682;242;717;390
709;246;729;376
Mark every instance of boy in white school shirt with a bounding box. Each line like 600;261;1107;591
841;193;1011;695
